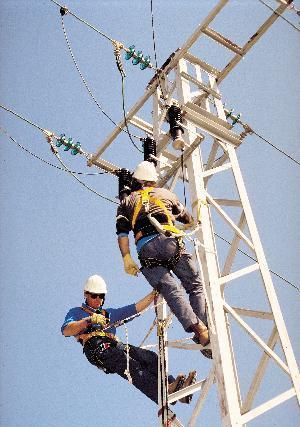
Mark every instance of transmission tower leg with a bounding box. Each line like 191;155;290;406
166;57;300;426
156;296;170;427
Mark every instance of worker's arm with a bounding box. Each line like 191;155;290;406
62;313;107;337
62;318;90;337
118;235;131;257
173;202;193;224
118;235;140;276
135;290;158;313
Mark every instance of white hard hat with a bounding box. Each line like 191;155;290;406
83;275;108;294
133;161;158;182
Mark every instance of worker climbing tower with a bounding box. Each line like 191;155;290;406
87;1;299;425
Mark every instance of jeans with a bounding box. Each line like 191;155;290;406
84;337;175;404
139;234;207;331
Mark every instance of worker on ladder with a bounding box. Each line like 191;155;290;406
61;274;196;404
116;161;212;359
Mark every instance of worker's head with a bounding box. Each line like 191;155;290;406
133;161;158;187
83;275;107;309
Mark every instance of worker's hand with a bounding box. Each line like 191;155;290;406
182;217;196;231
90;313;107;327
123;253;140;276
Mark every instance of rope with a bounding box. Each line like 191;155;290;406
0;127;107;176
101;298;165;332
181;149;187;207
124;325;133;384
257;0;300;33
139;317;157;347
155;307;169;426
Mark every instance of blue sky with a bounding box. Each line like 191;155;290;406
1;1;299;426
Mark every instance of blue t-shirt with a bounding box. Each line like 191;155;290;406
61;303;137;338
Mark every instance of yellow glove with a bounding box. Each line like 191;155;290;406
90;313;107;327
123;253;140;276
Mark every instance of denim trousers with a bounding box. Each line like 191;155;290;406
84;338;174;404
139;234;207;332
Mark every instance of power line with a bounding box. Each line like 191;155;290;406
0;104;45;132
50;0;115;43
150;0;159;70
224;107;300;167
1;105;297;291
60;14;143;142
150;0;166;100
257;0;300;33
0;104;88;159
51;0;160;72
46;134;119;204
252;130;300;167
215;232;299;292
120;75;144;153
0;127;106;176
0;126;118;203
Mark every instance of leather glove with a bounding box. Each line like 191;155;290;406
123;253;140;276
182;217;196;231
90;313;107;327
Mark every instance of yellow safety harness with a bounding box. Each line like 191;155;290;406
131;187;182;236
77;306;118;345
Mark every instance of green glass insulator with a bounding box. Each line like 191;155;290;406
232;113;241;125
226;109;233;119
64;137;73;151
140;55;151;70
56;133;65;147
71;142;81;155
132;51;143;65
125;45;135;60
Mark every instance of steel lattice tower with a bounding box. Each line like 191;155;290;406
89;1;299;425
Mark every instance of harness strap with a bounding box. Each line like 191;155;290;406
139;239;185;270
79;307;114;344
132;187;182;236
81;306;108;318
77;330;117;346
132;187;153;228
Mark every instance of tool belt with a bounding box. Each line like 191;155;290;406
139;238;185;270
78;330;117;346
83;334;119;374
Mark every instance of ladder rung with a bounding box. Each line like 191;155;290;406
181;71;222;100
202;27;243;55
184;52;221;77
168;379;206;404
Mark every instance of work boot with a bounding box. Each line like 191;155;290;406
179;371;197;404
168;374;185;394
190;323;213;359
